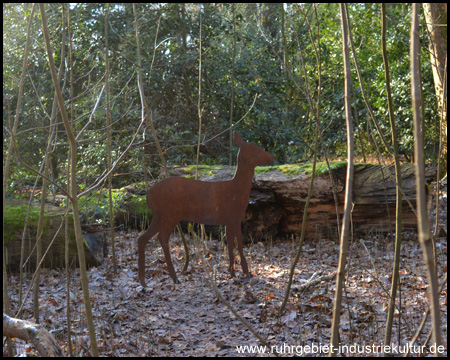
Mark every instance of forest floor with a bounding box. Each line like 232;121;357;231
5;179;447;357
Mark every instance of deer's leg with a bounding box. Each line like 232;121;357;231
138;219;159;286
158;226;180;284
235;230;251;278
225;225;237;278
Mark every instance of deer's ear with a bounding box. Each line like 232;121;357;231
233;132;245;146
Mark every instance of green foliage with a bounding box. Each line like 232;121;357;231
3;3;441;193
60;190;126;225
128;194;152;219
60;189;153;226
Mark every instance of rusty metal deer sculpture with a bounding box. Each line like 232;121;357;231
138;132;274;285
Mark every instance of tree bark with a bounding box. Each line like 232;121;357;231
422;3;447;174
381;3;404;347
411;3;442;350
330;4;355;354
39;5;98;354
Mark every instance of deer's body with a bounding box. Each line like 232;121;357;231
138;132;274;285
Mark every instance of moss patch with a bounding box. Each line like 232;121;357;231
257;161;373;177
301;161;348;177
120;182;147;191
255;164;300;175
170;162;373;178
3;205;56;245
179;164;225;178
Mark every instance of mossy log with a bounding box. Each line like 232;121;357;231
4;202;106;271
168;162;437;241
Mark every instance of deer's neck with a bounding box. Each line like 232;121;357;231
233;160;255;192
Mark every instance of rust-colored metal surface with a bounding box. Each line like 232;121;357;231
138;132;274;285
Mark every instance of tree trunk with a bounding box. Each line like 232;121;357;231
412;3;442;349
422;3;447;174
381;3;404;347
330;4;355;353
